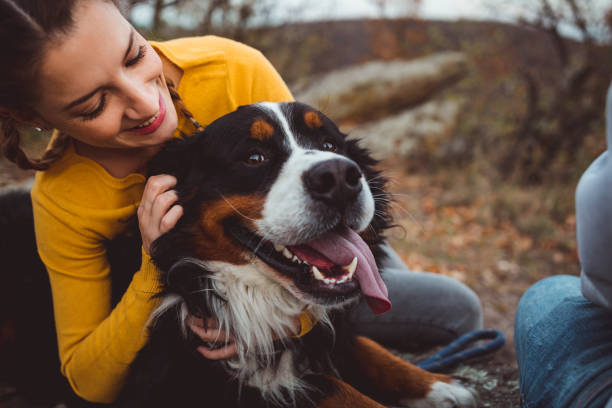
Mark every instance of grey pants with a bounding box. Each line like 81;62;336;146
349;245;483;350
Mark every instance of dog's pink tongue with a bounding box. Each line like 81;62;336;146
292;228;391;315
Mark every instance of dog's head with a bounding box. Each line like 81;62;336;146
148;102;391;319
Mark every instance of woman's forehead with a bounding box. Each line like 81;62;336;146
38;1;131;107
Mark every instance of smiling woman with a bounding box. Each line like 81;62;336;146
35;2;179;177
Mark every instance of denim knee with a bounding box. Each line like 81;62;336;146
515;275;580;334
514;275;612;408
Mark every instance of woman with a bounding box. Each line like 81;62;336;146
0;0;483;404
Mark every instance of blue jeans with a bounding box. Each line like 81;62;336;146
515;275;612;408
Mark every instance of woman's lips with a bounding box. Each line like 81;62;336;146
129;94;166;135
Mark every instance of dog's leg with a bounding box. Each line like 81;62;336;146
346;336;476;408
314;376;387;408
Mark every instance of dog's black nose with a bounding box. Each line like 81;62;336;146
303;159;363;207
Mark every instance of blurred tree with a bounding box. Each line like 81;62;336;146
370;0;422;18
119;0;186;32
497;0;612;183
119;0;267;38
198;0;258;40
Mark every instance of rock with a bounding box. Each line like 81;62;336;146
347;98;464;160
292;52;468;123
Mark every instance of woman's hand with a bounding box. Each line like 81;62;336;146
188;316;303;360
188;317;238;360
138;174;183;254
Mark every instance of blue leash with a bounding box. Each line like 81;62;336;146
417;329;506;373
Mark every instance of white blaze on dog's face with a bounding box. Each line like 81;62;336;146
255;102;375;244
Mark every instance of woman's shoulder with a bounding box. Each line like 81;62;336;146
32;142;145;216
150;35;264;71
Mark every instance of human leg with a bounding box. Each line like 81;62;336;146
515;275;612;408
349;244;483;350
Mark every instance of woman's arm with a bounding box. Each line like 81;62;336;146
32;177;169;402
33;211;160;402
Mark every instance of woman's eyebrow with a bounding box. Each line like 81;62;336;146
63;87;103;112
62;29;135;112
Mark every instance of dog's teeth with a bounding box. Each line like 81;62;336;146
274;244;285;252
312;266;325;281
342;257;358;275
292;255;300;263
282;248;293;259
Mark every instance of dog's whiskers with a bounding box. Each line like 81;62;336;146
253;236;266;254
367;175;386;183
220;193;258;222
190;288;218;294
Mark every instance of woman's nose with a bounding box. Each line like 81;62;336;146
122;78;158;120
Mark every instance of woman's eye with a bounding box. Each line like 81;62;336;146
246;152;266;165
322;141;337;152
126;45;146;67
80;93;107;121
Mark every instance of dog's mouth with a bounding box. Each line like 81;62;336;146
226;218;391;313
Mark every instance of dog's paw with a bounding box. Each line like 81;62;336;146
398;380;477;408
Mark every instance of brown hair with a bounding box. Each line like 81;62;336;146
0;0;205;172
166;81;204;133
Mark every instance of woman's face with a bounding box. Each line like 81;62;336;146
34;0;178;150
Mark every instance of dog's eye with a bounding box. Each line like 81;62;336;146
322;141;336;152
246;152;267;165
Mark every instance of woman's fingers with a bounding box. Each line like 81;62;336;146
197;343;238;360
188;317;238;359
187;316;219;330
138;174;182;253
188;320;234;343
140;175;177;216
160;203;183;234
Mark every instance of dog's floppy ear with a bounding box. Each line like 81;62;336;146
147;131;207;181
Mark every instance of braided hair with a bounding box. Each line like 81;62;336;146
166;80;204;133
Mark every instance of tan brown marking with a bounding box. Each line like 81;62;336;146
250;119;275;140
316;376;386;408
192;194;265;264
304;111;323;129
352;336;451;399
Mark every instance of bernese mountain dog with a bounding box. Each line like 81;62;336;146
117;102;475;408
0;102;476;408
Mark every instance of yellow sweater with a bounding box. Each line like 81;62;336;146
31;36;292;403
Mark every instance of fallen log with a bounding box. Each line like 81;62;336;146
292;52;468;123
347;99;464;160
